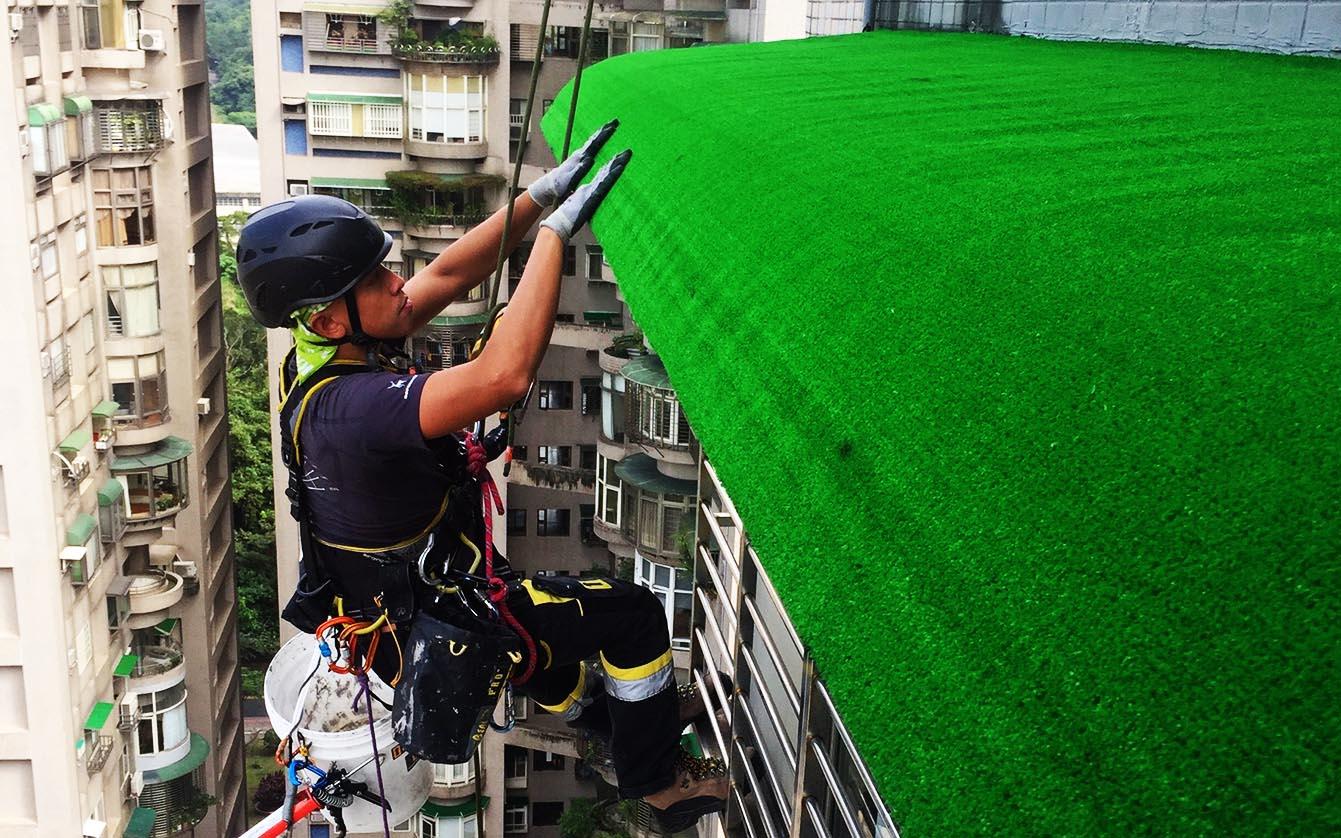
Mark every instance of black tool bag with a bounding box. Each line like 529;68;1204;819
392;600;521;764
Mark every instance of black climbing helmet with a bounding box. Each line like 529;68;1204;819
235;195;393;329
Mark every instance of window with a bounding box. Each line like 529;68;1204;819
533;751;565;771
284;119;308;155
28;105;70;178
537;508;570;537
57;6;74;51
92;167;154;247
136;682;188;757
407;73;486;144
595;455;622;528
38;233;60;282
64;98;96;163
419;814;436;838
586;245;604;279
580;503;596;543
421;814;476;838
309;101;353;135
537;445;571;467
99;484;127;542
636;553;693;650
280;34;304;71
579;445;597;471
580;378;601;416
325;13;378;50
532;802;564;827
562;245;576;276
75;220;88;255
93;101;165;152
600;372;626;441
507;508;526;537
311;185;394;218
537;380;573;410
106;592;129;630
503;804;527;835
634;490;693;557
49;335;70;390
107;352;167;426
609;20;662;55
504;747;527;780
365;103;403;138
641;388;691;447
81;0;132;50
547;26;581;58
433;761;474;786
103;262;160;337
511;445;527;461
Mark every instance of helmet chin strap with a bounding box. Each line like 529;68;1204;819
343;289;410;370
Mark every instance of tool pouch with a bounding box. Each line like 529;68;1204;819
392;605;521;763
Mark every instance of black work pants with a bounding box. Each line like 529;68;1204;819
506;575;679;798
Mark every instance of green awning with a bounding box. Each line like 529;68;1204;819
83;701;114;731
153;617;179;637
67;513;97;546
122;807;156;838
59;428;92;454
98;478;125;507
429;313;490;327
28;103;61;126
621;355;672;389
308;92;402;106
304;1;385;14
64;95;93;116
614;453;697;496
114;654;139;677
310;176;389;189
142;732;209;782
110;436;191;472
92;399;120;418
421;796;489;818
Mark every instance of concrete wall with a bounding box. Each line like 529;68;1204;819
810;0;1341;55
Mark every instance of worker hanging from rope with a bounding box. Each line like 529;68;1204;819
236;122;728;833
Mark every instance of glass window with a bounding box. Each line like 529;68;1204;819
635;553;693;649
562;245;576;276
536;508;570;537
507;508;526;537
136;682;188;756
432;761;474;785
103;262;160;337
595;455;622;528
537;380;572;410
580;378;601;416
406;73;487;144
579;445;597;471
537;445;571;466
600;372;625;441
92;166;155;246
532;802;563;826
107;352;167;426
586;245;603;279
119;457;188;520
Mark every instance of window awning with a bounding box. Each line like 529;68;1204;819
64;95;94;116
308;92;402;105
67;513;97;546
429;312;490;327
153;617;179;637
59;428;92;454
98;478;125;508
304;1;384;14
28;102;62;126
110;436;191;472
614;453;697;496
421;796;490;818
310;176;390;189
141;732;209;782
83;700;114;731
113;654;139;677
108;576;134;597
621;355;672;389
92;399;120;418
122;806;156;838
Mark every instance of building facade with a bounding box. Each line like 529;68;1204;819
0;0;243;836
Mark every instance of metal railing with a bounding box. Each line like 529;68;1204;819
324;35;380;53
86;735;114;774
691;458;899;838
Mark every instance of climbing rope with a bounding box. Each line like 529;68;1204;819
465;430;538;685
354;671;393;838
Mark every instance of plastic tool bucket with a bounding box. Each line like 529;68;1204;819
264;633;432;831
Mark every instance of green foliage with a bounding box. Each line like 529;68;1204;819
380;0;497;55
559;798;631;838
253;772;287;812
205;0;255;133
222;219;279;686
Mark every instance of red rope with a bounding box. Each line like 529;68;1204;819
465;431;537;685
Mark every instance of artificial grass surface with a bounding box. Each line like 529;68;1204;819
540;31;1341;835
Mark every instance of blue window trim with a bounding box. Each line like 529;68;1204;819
309;64;400;78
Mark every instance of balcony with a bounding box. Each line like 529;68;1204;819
126;572;184;619
690;459;897;838
93;101;168;154
132;635;184;679
395;42;500;65
85;735;115;774
111;435;191;530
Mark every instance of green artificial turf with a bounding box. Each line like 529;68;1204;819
540;32;1341;835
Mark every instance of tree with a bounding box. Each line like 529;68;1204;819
253;772;286;812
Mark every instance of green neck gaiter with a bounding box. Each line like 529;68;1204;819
290;304;340;386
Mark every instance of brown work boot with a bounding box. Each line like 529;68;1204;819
643;750;729;832
677;672;733;724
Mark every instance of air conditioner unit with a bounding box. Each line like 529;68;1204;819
289;183;310;197
173;559;198;578
9;12;23;42
61;546;89;585
94;436;111;452
138;29;165;52
130;771;144;796
195;397;211;416
117;697;140;730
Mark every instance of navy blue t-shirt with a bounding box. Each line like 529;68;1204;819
298;370;452;549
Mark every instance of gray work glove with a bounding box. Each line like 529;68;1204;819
540;150;632;243
527;119;619;208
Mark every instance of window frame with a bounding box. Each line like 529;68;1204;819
536;508;571;538
107;351;167;426
92;165;155;247
537;380;573;411
635;552;693;650
406;72;487;144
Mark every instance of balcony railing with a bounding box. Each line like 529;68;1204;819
691;458;898;838
133;639;184;677
394;43;500;64
86;735;114;774
324;35;379;53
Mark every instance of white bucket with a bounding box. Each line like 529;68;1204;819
264;633;433;831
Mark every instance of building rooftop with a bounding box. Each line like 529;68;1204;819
541;31;1341;835
210;122;261;197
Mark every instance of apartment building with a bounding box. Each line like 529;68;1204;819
0;0;243;835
